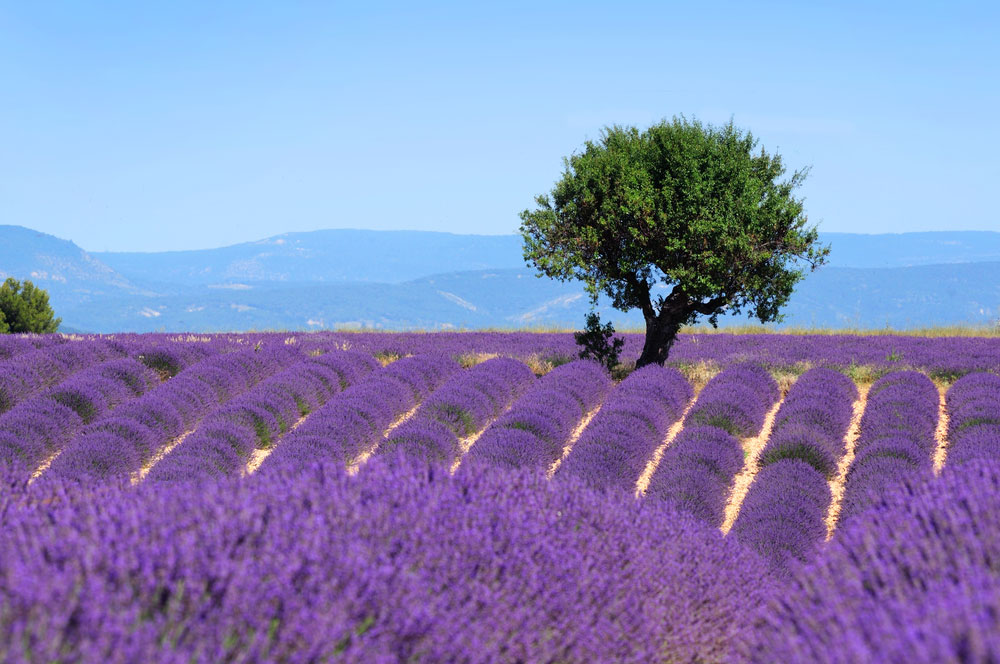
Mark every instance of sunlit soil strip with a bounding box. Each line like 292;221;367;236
133;430;194;484
824;383;870;540
346;405;421;476
635;398;697;497
450;408;516;474
547;405;601;479
27;450;61;485
931;383;950;475
720;395;789;535
246;413;311;476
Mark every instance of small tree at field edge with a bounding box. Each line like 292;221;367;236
520;116;829;368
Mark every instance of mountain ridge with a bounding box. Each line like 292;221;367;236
2;224;999;333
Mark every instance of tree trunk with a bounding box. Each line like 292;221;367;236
635;312;682;368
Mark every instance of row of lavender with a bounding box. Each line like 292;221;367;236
8;329;1000;376
0;340;223;485
555;364;691;492
0;334;383;488
146;351;381;482
7;425;1000;662
34;347;303;487
371;357;536;466
838;371;940;523
281;330;1000;376
645;364;779;527
257;353;461;475
730;369;857;568
463;360;610;472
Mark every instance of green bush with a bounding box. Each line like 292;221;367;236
0;278;60;333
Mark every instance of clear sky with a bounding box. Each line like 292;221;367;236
2;1;997;252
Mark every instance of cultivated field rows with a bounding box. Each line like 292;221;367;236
4;334;993;570
3;332;1000;661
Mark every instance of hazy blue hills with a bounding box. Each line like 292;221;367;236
92;230;526;285
1;225;999;333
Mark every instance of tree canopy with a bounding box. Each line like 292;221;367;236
0;278;61;334
520;116;829;368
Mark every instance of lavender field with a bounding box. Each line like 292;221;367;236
2;330;999;662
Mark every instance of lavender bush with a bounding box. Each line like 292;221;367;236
741;460;1000;662
465;360;610;471
838;370;939;523
0;458;770;663
557;364;692;492
262;354;458;473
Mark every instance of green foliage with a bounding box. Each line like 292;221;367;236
0;278;61;333
520;116;829;366
573;312;624;372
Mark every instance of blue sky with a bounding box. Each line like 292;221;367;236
2;1;997;252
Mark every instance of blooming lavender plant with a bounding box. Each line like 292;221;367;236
740;460;1000;662
261;355;461;473
838;370;939;523
557;364;692;492
465;360;611;471
946;372;1000;465
646;425;744;526
0;457;770;663
729;458;832;572
758;367;857;478
42;347;307;485
686;363;779;437
0;340;122;414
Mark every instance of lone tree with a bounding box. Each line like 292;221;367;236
0;278;61;334
520;116;829;368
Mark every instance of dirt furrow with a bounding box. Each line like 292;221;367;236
824;383;870;539
720;396;787;535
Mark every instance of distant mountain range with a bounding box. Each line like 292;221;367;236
1;224;998;333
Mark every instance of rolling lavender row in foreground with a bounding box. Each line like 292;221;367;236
645;425;744;527
728;368;857;568
0;459;768;663
645;364;779;526
758;368;857;478
685;363;780;437
259;354;458;474
557;365;692;493
0;357;160;485
741;461;1000;662
144;353;378;482
463;360;611;471
375;357;536;465
729;459;831;572
838;370;939;523
0;340;123;414
41;347;306;485
945;372;1000;466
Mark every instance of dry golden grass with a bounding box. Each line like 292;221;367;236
374;351;405;366
456;352;499;369
825;383;871;539
677;323;1000;337
672;360;722;393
